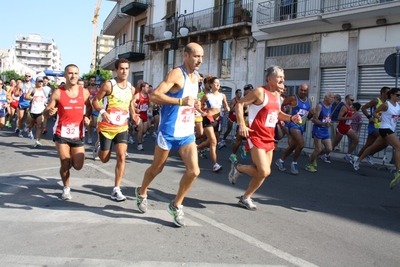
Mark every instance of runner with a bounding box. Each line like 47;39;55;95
43;64;92;200
135;42;203;226
25;77;48;147
228;65;302;210
92;58;139;202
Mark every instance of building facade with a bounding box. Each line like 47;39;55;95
99;0;254;95
14;34;62;73
253;0;400;145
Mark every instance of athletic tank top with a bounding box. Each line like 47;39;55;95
248;86;280;144
159;66;198;138
206;92;223;109
289;94;311;127
19;82;34;107
318;101;331;127
137;92;150;113
53;86;85;139
370;97;384;128
380;101;400;131
0;89;7;110
30;88;46;114
98;79;133;138
338;104;353;127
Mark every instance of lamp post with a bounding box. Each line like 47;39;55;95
163;12;189;68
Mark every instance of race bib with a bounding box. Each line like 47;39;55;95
139;103;148;112
345;119;352;125
265;111;278;127
61;123;79;139
322;116;331;123
392;115;399;124
178;107;194;125
298;109;309;117
109;108;128;126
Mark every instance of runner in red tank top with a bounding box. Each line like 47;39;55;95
228;66;302;211
330;94;359;161
134;82;150;151
43;64;92;201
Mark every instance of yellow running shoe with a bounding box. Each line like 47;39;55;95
305;163;317;172
389;171;400;190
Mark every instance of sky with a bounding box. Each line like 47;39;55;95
0;0;116;75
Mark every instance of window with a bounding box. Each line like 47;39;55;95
220;40;232;79
164;49;174;76
122;33;126;44
267;42;311;57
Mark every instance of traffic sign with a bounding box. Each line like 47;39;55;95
384;53;399;78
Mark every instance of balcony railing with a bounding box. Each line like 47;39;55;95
119;40;146;54
257;0;393;24
100;40;147;68
144;0;253;42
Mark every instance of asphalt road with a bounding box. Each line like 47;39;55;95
0;122;399;267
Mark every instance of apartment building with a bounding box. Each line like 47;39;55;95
15;34;62;73
254;0;399;105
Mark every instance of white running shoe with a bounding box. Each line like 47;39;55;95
61;186;72;200
213;163;223;172
34;140;42;148
111;187;126;202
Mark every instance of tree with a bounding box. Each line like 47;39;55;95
81;68;113;83
0;70;24;81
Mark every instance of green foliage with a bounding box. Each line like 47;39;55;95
0;70;24;81
81;68;113;82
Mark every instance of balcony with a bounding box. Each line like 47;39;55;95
256;0;400;33
121;0;148;16
103;2;131;35
99;40;147;70
118;40;146;61
144;0;253;51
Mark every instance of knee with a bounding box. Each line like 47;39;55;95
188;167;200;178
325;147;332;154
60;159;71;171
257;167;271;178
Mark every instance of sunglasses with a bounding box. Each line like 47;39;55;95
25;76;31;78
350;99;354;101
395;94;400;97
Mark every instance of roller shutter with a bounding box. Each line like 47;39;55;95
319;68;347;102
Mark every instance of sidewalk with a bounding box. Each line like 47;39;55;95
275;137;396;172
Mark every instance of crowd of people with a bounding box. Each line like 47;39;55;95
1;41;399;227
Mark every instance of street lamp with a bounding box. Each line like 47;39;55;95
163;12;189;68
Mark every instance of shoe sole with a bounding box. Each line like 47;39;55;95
135;187;147;213
213;167;223;172
275;161;286;172
237;201;257;211
111;196;126;202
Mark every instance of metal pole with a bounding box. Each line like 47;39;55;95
172;15;177;68
395;46;400;88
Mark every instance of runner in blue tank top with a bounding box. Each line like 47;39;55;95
305;92;334;172
135;42;204;227
276;84;314;174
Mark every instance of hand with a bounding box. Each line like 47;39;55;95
368;117;374;123
194;99;201;110
101;111;110;123
182;96;195;106
309;108;316;115
84;116;90;127
325;122;332;127
291;114;302;124
132;114;141;125
48;107;58;116
238;125;253;138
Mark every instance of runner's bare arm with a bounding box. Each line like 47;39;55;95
43;89;60;118
150;68;194;106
